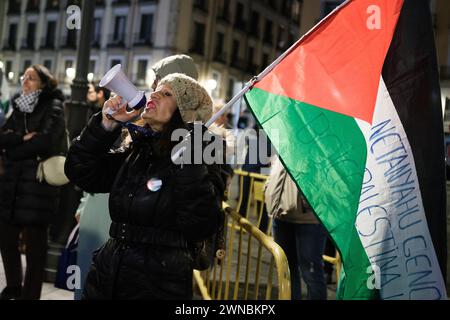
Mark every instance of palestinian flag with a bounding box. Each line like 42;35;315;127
245;0;447;300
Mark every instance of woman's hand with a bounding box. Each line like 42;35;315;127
101;96;142;131
23;132;37;141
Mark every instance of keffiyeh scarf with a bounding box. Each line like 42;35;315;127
14;90;42;113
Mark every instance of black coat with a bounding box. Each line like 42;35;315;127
0;89;67;226
64;114;221;299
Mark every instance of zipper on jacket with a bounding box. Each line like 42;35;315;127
23;113;29;134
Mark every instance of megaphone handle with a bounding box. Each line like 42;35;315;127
103;97;129;116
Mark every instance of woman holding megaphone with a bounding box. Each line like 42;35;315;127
64;71;221;299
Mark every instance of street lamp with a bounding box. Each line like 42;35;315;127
0;61;4;70
7;72;14;80
87;72;94;82
205;79;218;95
66;67;76;81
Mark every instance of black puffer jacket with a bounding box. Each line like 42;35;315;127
0;89;67;226
64;113;221;299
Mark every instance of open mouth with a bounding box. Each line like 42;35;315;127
146;100;156;110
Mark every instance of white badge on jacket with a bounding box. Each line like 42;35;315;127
147;178;162;192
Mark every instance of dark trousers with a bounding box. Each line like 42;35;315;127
272;220;327;300
0;221;48;300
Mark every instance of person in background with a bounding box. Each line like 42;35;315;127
0;65;67;300
150;54;198;91
73;54;202;300
86;83;110;120
238;120;272;232
265;156;327;300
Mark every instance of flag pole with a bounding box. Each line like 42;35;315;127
205;0;351;128
173;0;352;163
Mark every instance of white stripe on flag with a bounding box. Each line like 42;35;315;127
355;78;447;300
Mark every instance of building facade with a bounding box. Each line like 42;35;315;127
0;0;302;103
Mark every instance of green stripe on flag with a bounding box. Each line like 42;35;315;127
245;87;378;299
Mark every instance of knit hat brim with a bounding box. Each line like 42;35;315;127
159;73;212;124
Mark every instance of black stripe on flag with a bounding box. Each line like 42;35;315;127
382;0;447;282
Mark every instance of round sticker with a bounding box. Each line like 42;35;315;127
147;178;162;192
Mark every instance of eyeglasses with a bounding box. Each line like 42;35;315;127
20;75;39;83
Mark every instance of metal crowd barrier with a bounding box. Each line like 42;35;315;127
193;203;291;300
233;169;341;284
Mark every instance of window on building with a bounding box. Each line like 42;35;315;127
191;22;205;55
292;0;301;23
246;45;256;73
193;0;208;12
7;23;17;49
249;11;259;37
110;59;122;69
139;14;153;42
43;59;52;72
262;53;269;69
214;32;225;60
322;1;343;18
136;60;148;83
26;0;39;11
263;20;273;45
5;61;13;76
210;71;221;99
46;0;59;10
92;18;102;46
282;0;292;16
218;0;229;20
231;39;240;62
89;60;96;74
234;2;245;30
26;22;36;49
227;77;235;101
7;0;21;14
22;60;32;74
64;60;74;70
45;21;56;48
113;16;126;42
277;25;285;49
66;29;77;47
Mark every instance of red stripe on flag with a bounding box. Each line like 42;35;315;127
255;0;403;124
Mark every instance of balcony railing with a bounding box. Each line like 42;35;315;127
20;38;35;50
107;34;126;47
133;33;153;46
2;39;16;51
40;37;56;49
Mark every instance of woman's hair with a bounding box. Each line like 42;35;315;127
31;64;58;92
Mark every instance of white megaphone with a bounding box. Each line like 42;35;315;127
99;64;147;115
